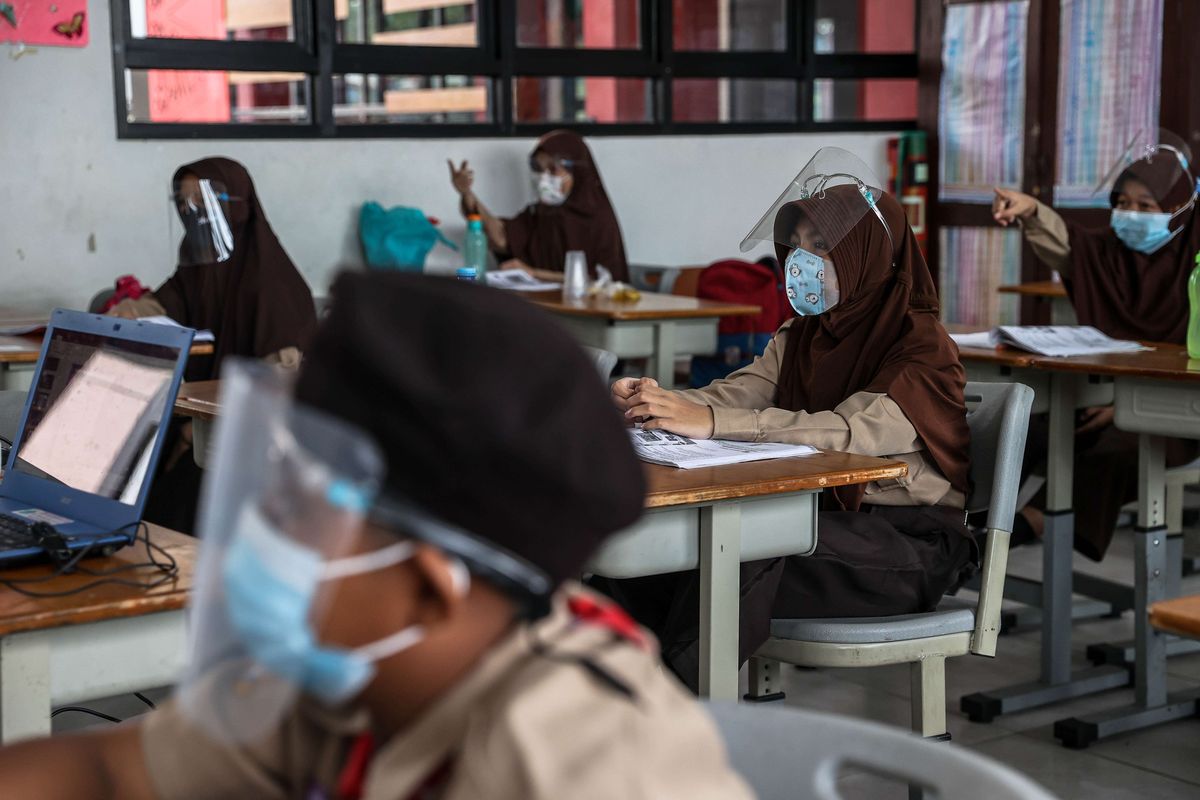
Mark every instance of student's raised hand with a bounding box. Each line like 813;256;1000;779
448;159;474;197
992;188;1038;227
625;384;715;439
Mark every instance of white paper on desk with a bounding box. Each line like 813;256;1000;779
995;325;1147;357
138;315;215;343
630;428;818;469
0;344;30;352
949;330;1000;349
485;270;562;292
0;323;45;336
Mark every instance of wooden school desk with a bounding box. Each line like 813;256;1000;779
172;382;905;700
998;280;1075;324
0;525;195;743
956;340;1200;744
0;335;215;391
525;291;761;387
1149;594;1200;640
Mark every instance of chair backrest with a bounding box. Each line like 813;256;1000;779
582;346;618;381
963;381;1034;656
87;288;116;314
705;702;1057;800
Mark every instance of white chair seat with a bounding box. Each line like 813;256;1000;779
770;597;977;644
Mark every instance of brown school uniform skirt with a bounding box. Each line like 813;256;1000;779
593;504;975;693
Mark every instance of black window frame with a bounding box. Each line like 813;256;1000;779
110;0;919;139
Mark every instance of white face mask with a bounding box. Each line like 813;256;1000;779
534;172;568;206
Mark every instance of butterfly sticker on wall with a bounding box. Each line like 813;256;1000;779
51;9;83;38
0;3;17;29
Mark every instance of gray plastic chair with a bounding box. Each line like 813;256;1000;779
747;382;1034;742
706;702;1057;800
583;346;618;381
88;288;116;314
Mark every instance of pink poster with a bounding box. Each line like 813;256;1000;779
0;0;89;47
145;0;230;122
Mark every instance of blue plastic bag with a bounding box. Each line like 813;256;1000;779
359;202;457;271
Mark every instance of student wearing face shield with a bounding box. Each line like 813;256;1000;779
605;149;974;691
991;131;1200;558
0;273;753;800
108;157;318;534
448;129;629;281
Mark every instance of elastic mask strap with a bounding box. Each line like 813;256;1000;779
321;541;415;581
353;624;427;663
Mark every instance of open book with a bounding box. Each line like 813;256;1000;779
949;326;1147;357
138;315;215;343
485;269;562;292
630;428;818;469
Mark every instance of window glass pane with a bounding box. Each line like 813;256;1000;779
672;79;795;122
124;69;309;124
517;0;640;48
130;0;294;41
812;78;916;122
338;0;479;47
514;77;652;123
673;0;786;52
813;0;915;54
334;74;491;124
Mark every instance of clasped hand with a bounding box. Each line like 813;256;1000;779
611;377;715;439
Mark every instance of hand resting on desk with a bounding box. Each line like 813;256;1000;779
611;376;715;439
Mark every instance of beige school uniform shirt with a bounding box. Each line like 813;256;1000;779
141;583;754;800
676;320;965;509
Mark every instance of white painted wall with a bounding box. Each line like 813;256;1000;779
0;2;896;309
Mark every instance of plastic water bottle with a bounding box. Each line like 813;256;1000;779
456;267;477;282
464;215;488;283
1188;250;1200;359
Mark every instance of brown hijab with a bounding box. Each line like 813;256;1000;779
503;130;629;281
1063;152;1200;344
155;157;317;379
774;187;971;510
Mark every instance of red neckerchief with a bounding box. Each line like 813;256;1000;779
335;732;453;800
100;275;151;313
567;594;648;649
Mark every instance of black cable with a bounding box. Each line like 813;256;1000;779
51;706;122;724
134;692;156;710
0;522;179;598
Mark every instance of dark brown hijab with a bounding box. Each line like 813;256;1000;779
774;188;970;510
1064;152;1200;344
503;130;629;281
155;157;317;378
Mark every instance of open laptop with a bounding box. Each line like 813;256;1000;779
0;309;193;564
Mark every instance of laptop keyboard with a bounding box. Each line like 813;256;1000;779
0;515;41;549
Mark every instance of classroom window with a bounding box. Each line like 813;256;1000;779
110;0;919;137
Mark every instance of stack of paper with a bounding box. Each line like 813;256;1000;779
139;315;215;343
949;326;1147;357
630;428;818;470
485;270;562;292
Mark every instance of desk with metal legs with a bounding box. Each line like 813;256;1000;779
958;352;1130;722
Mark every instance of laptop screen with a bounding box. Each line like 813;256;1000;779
10;329;182;505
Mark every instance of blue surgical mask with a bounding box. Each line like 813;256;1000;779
1110;209;1182;254
222;504;468;705
785;247;840;316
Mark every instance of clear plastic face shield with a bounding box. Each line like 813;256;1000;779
179;360;387;744
1094;129;1198;254
529;151;575;207
740;147;891;316
171;174;237;266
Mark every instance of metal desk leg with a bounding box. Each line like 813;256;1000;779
698;503;741;700
0;633;52;743
652;321;677;389
962;373;1129;722
1055;434;1200;747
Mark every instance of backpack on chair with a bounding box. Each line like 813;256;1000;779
690;258;792;388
